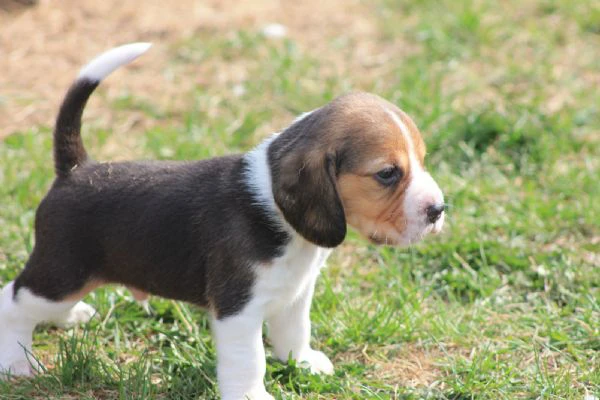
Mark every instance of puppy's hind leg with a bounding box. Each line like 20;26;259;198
0;281;37;377
0;272;99;377
46;282;100;328
0;281;78;377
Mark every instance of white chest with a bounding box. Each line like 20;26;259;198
252;236;332;317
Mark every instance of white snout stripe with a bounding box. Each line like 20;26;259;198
383;107;421;173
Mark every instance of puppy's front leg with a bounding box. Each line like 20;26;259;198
212;312;273;400
266;278;334;375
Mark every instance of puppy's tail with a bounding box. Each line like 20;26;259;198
53;43;152;177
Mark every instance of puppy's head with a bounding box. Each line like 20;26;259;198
269;92;444;248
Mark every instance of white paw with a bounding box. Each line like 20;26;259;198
52;301;97;328
298;349;334;375
0;317;37;379
222;387;274;400
0;334;38;380
244;387;275;400
0;358;35;379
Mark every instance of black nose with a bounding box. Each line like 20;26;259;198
426;203;445;224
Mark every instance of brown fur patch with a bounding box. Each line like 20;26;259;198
127;286;150;302
61;281;149;303
338;173;410;244
62;280;104;302
269;92;423;247
323;93;423;244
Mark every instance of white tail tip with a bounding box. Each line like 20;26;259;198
78;42;152;82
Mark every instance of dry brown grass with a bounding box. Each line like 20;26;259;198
336;343;452;389
0;0;394;139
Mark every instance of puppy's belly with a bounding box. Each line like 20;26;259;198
98;256;210;305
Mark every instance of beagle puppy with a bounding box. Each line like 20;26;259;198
0;43;445;399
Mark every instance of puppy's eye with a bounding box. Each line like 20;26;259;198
374;166;402;186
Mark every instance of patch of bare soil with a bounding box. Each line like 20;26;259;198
0;0;385;139
336;343;451;389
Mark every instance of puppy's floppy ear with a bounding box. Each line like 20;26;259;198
268;110;346;248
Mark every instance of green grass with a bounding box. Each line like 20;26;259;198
1;0;599;398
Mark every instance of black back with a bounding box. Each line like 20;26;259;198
16;156;290;319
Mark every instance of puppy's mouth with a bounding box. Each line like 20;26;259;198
430;212;445;234
368;219;444;247
368;234;391;245
368;231;403;246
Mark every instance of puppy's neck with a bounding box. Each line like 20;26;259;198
244;108;318;213
243;135;286;227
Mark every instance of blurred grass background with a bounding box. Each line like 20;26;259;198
0;0;598;398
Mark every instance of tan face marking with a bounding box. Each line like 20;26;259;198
272;92;443;247
325;97;416;244
318;93;442;245
338;172;410;244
